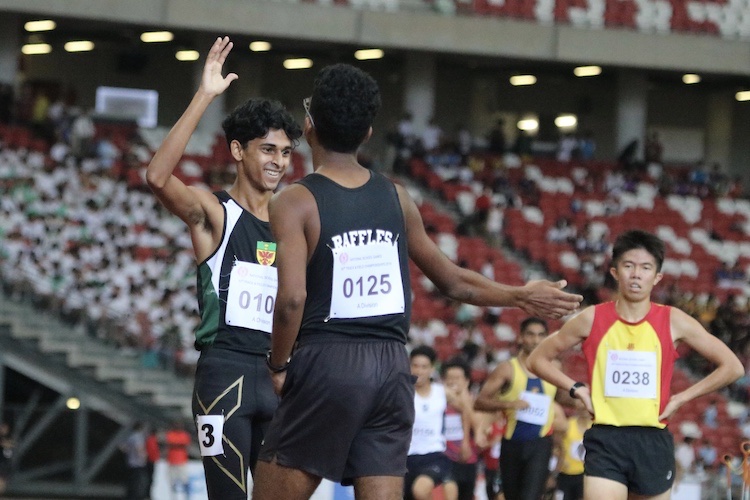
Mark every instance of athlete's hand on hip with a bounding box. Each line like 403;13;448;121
198;36;239;99
573;385;595;418
269;371;286;396
658;394;686;421
519;280;583;319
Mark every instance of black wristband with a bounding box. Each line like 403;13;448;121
570;381;585;398
266;350;291;373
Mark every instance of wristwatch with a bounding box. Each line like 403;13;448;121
569;381;586;398
266;350;291;373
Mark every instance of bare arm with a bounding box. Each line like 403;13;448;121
396;185;582;319
659;307;744;420
474;361;529;412
527;308;595;415
266;185;315;393
146;37;238;259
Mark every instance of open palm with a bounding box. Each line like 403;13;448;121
200;36;239;96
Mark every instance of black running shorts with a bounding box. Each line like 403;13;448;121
258;338;415;485
583;424;675;496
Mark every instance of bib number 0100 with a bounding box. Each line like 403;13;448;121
238;291;274;314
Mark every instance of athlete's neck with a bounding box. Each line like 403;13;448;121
311;148;370;188
415;382;432;397
614;298;651;323
226;184;272;221
516;352;536;378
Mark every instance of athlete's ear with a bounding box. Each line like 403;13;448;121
230;139;244;161
653;271;663;286
609;266;618;282
362;127;373;144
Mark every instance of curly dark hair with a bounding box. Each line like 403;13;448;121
309;63;381;153
221;98;302;149
611;229;665;271
410;345;437;364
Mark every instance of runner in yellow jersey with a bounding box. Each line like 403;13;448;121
528;229;743;500
554;401;592;500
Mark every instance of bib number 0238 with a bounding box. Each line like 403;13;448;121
610;370;650;386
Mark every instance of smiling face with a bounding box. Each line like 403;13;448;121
231;128;293;193
610;248;663;302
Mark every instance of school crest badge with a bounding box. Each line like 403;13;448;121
257;242;277;266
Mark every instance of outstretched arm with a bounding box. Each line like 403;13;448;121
527;309;595;416
397;185;582;319
146;36;238;259
659;308;744;420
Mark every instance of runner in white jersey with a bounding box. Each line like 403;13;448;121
405;346;458;500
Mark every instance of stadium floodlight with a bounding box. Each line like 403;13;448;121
682;74;701;84
64;40;94;53
25;20;56;32
283;58;313;70
736;91;750;102
574;65;602;77
175;50;200;61
67;397;81;410
555;114;578;129
517;118;539;131
141;31;174;43
355;49;384;60
21;43;52;55
510;75;537;86
250;41;272;52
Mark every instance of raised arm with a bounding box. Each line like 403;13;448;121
396;185;582;319
146;36;238;258
659;307;744;420
527;308;595;415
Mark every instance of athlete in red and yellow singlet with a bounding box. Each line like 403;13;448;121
582;301;676;428
528;230;743;500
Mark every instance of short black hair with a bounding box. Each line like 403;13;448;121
520;317;548;334
611;229;665;271
222;98;302;149
309;63;381;153
410;345;437;364
440;356;471;380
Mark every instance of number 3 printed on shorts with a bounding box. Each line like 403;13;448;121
196;415;225;457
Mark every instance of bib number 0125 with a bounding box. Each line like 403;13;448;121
343;274;392;297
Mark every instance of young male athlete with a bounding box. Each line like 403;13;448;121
474;317;566;500
252;63;582;500
527;229;744;500
146;37;301;499
406;346;459;500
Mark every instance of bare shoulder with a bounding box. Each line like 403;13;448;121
559;305;596;338
668;305;706;342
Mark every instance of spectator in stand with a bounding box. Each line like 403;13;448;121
702;399;718;429
165;420;191;499
556;134;578;163
547;217;577;244
674;435;697;484
70;108;96;159
697;438;717;472
578;131;596;161
513;129;533;159
421;117;443;154
487;118;506;155
644;131;663;165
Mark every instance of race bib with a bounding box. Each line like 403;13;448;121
329;242;405;319
516;391;551;426
225;260;277;333
604;350;657;399
196;414;224;457
444;414;464;441
570;439;585;461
